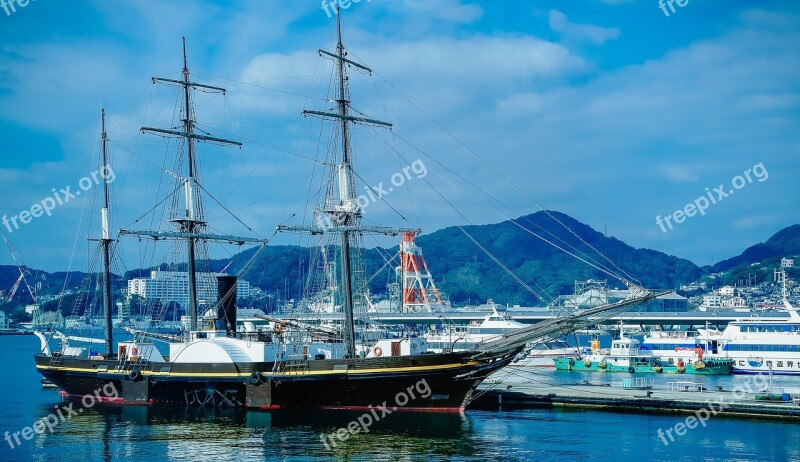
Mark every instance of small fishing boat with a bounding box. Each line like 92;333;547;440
554;333;732;375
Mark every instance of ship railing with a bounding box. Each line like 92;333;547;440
48;352;64;367
117;343;157;373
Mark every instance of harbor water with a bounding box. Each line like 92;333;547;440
1;335;798;461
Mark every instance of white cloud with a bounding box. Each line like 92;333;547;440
548;10;620;45
390;0;483;24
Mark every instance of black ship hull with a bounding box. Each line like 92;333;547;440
35;349;520;411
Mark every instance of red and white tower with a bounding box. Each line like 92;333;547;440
398;232;443;313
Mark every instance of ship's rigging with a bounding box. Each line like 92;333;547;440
276;13;419;358
119;38;266;334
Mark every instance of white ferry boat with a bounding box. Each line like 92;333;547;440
712;307;800;375
644;271;800;375
512;338;581;367
425;306;526;353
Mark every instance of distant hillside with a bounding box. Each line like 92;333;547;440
222;211;702;306
705;224;800;287
409;211;701;305
711;224;800;272
7;211;760;309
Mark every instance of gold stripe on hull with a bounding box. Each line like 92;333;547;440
35;360;481;378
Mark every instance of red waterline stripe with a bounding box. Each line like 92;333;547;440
58;391;153;406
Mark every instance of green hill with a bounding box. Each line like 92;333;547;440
6;213;797;310
711;224;800;272
707;225;800;286
226;211;702;306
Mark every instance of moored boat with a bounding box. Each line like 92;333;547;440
426;304;526;353
642;270;800;375
554;334;732;375
511;338;580;367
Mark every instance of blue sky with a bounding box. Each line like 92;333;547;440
0;0;798;273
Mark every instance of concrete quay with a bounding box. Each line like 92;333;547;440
471;379;800;421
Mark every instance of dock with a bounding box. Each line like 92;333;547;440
471;380;800;421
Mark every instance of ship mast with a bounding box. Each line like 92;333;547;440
180;38;201;333
333;12;358;358
278;9;416;359
100;108;114;355
123;38;266;332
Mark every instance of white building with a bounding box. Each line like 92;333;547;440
127;271;251;308
702;294;723;308
719;286;735;297
722;296;748;308
782;258;794;268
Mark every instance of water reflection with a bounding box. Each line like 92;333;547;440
31;403;477;461
21;379;800;462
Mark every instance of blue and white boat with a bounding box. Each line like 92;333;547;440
712;306;800;375
644;270;800;375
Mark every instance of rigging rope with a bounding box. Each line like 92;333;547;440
363;65;639;287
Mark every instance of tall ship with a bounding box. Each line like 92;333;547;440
34;13;656;411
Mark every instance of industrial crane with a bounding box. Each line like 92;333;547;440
1;228;37;304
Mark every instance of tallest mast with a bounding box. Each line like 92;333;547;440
180;37;200;332
279;8;414;359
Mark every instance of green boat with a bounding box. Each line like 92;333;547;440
553;336;732;375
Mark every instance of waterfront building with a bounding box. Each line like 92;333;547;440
127;271;251;309
702;295;723;308
549;281;689;313
617;291;689;312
